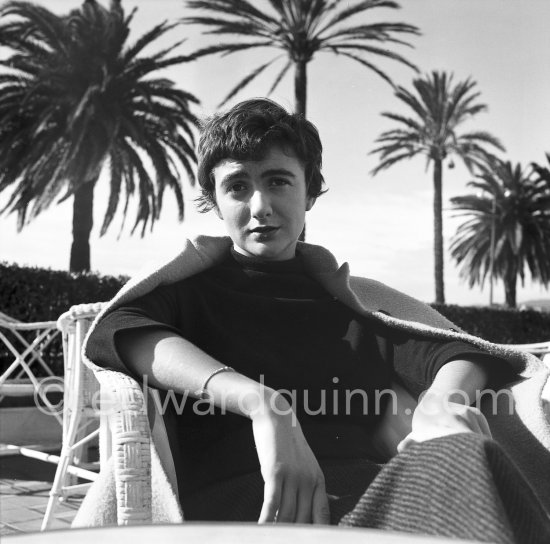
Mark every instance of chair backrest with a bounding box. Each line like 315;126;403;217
0;311;62;422
0;311;61;383
507;341;550;367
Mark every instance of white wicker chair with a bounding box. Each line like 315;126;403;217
42;303;153;529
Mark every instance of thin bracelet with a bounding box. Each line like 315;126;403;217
198;366;235;400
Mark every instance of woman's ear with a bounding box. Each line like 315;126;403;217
214;205;223;220
306;196;316;211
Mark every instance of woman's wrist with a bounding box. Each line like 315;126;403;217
420;388;464;405
242;386;294;421
424;358;489;407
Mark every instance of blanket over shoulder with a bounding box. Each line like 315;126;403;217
74;235;550;526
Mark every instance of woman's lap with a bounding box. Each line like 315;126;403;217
180;457;381;523
180;433;550;543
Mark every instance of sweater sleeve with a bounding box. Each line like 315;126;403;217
86;279;195;381
369;320;511;399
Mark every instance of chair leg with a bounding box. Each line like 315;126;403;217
41;408;80;531
41;452;73;530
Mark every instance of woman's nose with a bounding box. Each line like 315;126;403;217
250;189;272;218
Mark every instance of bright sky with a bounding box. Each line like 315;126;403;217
1;0;549;306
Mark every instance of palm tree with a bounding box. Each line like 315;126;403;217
370;71;505;304
181;0;420;117
449;160;550;308
0;0;199;272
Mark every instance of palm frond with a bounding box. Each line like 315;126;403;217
380;112;422;132
267;60;292;95
318;0;404;34
122;20;177;62
328;48;393;86
218;56;282;107
186;0;277;26
99;151;124;236
319;22;419;46
370;149;420;175
456;131;506;151
183;41;275;60
324;42;418;71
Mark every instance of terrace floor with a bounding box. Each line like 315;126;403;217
0;448;82;536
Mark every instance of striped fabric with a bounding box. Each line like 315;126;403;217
340;433;550;543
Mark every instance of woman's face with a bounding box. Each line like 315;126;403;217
212;146;315;261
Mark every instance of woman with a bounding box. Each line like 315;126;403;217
84;99;550;541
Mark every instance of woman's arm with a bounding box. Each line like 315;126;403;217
397;358;493;451
422;356;490;403
116;328;330;524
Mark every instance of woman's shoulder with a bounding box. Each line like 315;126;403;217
349;275;457;330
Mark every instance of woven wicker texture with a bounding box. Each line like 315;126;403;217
96;369;152;524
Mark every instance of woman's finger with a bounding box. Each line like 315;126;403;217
461;406;492;437
275;480;297;523
258;479;281;524
294;484;314;524
311;483;330;525
397;434;415;453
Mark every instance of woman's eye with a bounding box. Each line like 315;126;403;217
228;182;246;193
270;178;290;187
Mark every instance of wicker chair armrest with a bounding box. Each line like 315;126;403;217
57;302;153;525
92;367;152;525
56;302;106;334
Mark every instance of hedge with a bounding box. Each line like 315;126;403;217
1;262;549;377
1;262;127;376
431;304;550;345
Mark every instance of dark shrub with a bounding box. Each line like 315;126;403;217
1;262;126;375
432;303;550;344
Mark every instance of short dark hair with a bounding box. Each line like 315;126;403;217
196;98;326;212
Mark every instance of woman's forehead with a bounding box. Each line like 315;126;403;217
212;145;305;177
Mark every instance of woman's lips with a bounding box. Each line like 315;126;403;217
249;226;280;237
250;226;279;233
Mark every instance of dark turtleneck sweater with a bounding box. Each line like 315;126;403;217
87;248;498;499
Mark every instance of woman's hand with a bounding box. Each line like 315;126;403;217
397;391;492;452
250;391;330;524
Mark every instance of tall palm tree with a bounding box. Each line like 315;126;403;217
0;0;199;272
370;71;505;304
449;160;550;308
181;0;420;117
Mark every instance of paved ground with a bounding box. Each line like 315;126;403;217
0;450;83;536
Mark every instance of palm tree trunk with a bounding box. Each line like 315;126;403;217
504;263;517;308
295;59;307;242
294;59;308;242
70;180;95;273
433;159;445;304
294;60;307;117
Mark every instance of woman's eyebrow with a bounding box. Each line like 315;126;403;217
261;168;296;178
220;169;250;186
